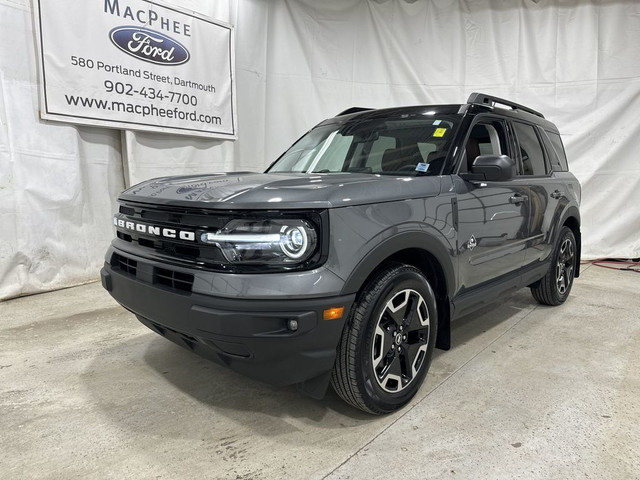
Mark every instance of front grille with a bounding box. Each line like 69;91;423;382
112;253;137;276
116;202;229;268
119;204;230;228
113;201;325;273
111;252;194;294
154;267;194;292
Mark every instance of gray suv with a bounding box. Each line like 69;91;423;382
101;93;581;414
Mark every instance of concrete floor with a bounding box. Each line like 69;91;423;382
1;263;639;479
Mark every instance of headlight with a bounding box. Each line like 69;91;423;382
200;218;318;265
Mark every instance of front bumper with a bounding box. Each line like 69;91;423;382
100;252;354;394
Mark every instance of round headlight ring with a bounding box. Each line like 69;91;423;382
280;225;309;259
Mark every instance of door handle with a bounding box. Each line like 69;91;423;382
509;194;528;205
550;190;565;199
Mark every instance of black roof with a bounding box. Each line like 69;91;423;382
331;92;557;131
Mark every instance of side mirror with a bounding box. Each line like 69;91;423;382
463;154;516;182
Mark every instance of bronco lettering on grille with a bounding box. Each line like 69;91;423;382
113;216;196;241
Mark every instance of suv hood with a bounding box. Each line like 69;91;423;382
119;172;443;210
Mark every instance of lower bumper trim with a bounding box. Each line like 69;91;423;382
101;264;354;389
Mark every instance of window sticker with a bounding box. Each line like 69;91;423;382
432;120;442;126
415;162;429;173
433;128;447;137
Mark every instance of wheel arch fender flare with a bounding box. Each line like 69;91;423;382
560;205;581;230
340;232;455;296
559;205;581;277
339;231;455;351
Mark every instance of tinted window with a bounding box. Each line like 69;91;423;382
539;130;563;172
459;120;509;173
366;136;397;172
545;131;569;171
269;116;459;176
513;122;547;176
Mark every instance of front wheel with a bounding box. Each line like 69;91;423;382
331;264;437;414
531;226;577;306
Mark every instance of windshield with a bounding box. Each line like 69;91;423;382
267;115;459;176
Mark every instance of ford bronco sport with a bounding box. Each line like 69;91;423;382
101;93;581;414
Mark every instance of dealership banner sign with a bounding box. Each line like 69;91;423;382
34;0;236;139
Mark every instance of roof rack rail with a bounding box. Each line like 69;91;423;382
466;92;544;118
337;107;373;116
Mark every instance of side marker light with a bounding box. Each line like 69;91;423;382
323;307;344;321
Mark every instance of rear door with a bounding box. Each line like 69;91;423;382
512;122;573;267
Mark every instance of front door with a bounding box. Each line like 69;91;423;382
454;118;530;293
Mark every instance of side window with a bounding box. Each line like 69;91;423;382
545;131;569;172
460;120;509;173
513;122;547;176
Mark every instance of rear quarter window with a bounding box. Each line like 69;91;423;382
544;130;569;172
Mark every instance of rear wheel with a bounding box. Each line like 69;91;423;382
331;264;437;414
531;226;577;306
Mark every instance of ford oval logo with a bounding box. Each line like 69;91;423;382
109;26;190;66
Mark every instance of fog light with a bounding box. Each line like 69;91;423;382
287;319;298;331
323;307;344;321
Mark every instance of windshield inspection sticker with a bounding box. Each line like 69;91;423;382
433;128;447;137
432;119;442;125
415;163;429;173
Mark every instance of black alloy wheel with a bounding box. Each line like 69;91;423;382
555;236;575;296
531;226;577;306
371;288;430;393
331;264;437;414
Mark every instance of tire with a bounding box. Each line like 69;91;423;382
331;264;437;414
530;226;577;306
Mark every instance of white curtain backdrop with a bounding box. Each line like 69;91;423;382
1;0;639;299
